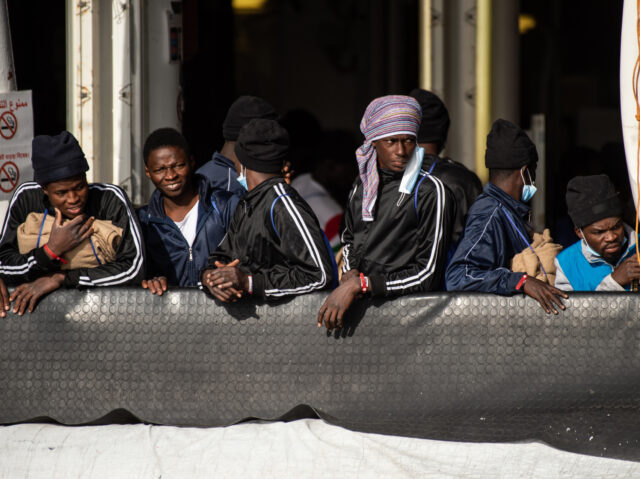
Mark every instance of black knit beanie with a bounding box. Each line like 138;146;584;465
409;88;450;150
235;119;289;173
32;131;89;185
222;96;278;141
566;175;622;228
485;119;538;169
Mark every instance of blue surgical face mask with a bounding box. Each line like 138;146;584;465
580;228;628;259
579;229;601;258
237;165;247;190
520;168;537;202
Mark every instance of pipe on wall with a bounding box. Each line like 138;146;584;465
474;0;491;183
419;0;432;90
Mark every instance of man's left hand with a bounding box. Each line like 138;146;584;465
523;276;568;315
202;259;246;302
317;276;362;330
10;273;65;315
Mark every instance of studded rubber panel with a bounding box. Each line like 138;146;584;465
1;289;639;461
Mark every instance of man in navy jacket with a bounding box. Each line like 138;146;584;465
198;95;278;196
445;119;567;314
138;128;239;294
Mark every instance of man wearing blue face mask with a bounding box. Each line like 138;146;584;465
317;95;455;330
445;119;568;314
197;95;279;196
554;174;640;291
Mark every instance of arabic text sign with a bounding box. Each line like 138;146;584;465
0;91;33;145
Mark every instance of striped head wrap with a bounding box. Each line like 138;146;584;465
356;95;421;221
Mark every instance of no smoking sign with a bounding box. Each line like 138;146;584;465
0;161;19;193
0;111;17;140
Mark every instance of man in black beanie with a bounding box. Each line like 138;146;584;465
554;174;640;291
0;131;144;315
409;88;482;245
197;95;278;197
446;119;568;314
200;119;335;301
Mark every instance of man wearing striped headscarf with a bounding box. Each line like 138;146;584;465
317;95;455;330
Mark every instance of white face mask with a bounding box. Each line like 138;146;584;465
237;165;247;190
398;146;424;194
520;167;537;202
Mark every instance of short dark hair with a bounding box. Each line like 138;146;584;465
489;168;517;183
143;128;189;164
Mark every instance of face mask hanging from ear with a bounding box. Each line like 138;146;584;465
237;165;248;190
520;167;537;202
579;229;601;258
398;146;424;195
579;228;628;258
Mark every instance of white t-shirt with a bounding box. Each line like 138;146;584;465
291;173;343;250
173;200;199;246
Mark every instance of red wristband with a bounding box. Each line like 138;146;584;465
516;273;527;291
359;272;368;294
44;244;69;265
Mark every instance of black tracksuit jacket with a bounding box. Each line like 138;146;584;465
0;181;145;287
341;166;454;296
204;177;335;299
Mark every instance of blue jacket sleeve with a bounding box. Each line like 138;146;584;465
220;192;239;231
445;206;524;295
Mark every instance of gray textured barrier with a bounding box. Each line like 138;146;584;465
1;288;639;461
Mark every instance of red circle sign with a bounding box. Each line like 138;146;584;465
0;161;19;193
0;111;17;140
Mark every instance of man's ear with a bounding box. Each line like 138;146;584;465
144;165;151;179
574;227;583;239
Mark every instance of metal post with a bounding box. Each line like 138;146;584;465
474;0;491;184
443;0;476;172
0;0;16;92
419;0;432;90
66;0;97;182
491;0;519;124
112;0;133;198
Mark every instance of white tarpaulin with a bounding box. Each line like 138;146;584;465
0;419;637;478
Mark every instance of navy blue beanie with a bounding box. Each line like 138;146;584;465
32;131;89;185
485;119;538;169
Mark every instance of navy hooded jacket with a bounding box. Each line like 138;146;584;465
138;172;240;287
196;152;247;197
445;182;530;295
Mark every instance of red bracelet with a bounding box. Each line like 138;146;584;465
44;244;69;265
515;273;527;291
359;272;368;294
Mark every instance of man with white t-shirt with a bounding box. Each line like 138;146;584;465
138;128;240;294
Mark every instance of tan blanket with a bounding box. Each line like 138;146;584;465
511;228;562;285
17;212;122;270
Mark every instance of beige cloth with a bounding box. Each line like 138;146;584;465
511;228;562;285
17;212;122;270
